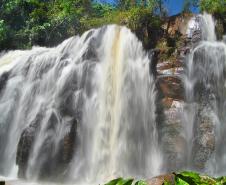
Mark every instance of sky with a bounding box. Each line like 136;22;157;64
101;0;200;15
165;0;199;15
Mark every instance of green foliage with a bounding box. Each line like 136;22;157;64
0;20;8;42
200;0;226;14
216;176;226;184
0;0;93;49
103;172;226;185
117;0;159;10
0;19;12;50
92;3;115;17
104;178;148;185
0;0;163;50
1;0;225;51
174;171;226;185
175;171;201;185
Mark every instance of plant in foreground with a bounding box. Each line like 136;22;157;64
104;171;226;185
104;177;148;185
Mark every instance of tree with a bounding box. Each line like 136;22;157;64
148;0;167;17
117;0;136;9
200;0;226;14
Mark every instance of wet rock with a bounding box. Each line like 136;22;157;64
155;14;189;172
16;116;77;180
16;121;38;178
187;22;225;170
155;13;208;171
156;78;185;171
158;76;183;100
38;117;77;180
0;72;9;95
192;105;215;170
161;100;187;171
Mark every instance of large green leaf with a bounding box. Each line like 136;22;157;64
104;178;134;185
117;178;134;185
180;171;201;181
105;178;123;185
175;171;220;185
175;175;190;185
175;171;201;185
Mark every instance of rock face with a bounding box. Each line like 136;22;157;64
155;13;218;173
154;13;194;172
148;174;175;185
16;122;37;178
192;107;215;170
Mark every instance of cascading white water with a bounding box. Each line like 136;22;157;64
0;25;162;183
184;13;226;175
69;26;162;184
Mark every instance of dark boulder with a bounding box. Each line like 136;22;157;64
16;116;77;180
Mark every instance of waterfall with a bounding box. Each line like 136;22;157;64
0;25;162;183
2;12;226;184
184;13;226;175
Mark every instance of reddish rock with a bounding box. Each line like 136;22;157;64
163;13;193;36
158;76;184;101
147;174;175;185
